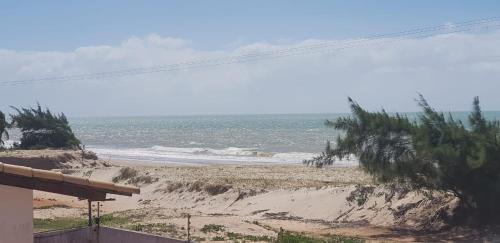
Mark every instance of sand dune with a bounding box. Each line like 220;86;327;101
17;150;487;242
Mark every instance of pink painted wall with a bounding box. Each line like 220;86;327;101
0;185;33;243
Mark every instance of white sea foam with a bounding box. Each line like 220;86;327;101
89;145;359;166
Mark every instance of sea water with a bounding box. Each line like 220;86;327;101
7;112;500;165
69;114;346;165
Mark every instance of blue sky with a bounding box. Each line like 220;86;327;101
1;1;500;116
2;1;500;51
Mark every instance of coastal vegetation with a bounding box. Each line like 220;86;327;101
306;95;500;224
34;217;87;233
34;214;363;242
1;104;80;149
0;111;8;146
112;167;157;185
277;232;364;243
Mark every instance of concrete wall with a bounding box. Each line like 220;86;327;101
34;227;93;243
0;185;33;243
99;227;186;243
34;226;186;243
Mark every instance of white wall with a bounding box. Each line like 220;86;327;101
0;185;33;243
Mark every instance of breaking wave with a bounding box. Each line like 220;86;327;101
90;145;358;166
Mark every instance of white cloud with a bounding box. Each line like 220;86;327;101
1;32;500;116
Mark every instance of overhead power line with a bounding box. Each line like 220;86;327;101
2;16;500;86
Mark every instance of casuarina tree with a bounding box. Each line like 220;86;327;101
10;104;80;149
306;95;500;223
0;111;9;146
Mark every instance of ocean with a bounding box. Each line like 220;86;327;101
7;112;500;165
69;114;347;165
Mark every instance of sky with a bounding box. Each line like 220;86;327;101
1;1;500;116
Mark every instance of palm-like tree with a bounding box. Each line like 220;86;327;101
0;111;9;146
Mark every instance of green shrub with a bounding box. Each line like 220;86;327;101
127;223;176;234
99;214;131;226
227;231;274;242
306;96;500;223
277;232;363;243
34;217;87;232
200;224;225;233
211;236;225;241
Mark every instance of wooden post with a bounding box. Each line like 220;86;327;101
88;200;92;226
187;214;191;242
97;202;100;227
81;145;85;163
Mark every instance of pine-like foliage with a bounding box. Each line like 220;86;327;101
306;96;500;223
10;104;80;149
0;111;9;146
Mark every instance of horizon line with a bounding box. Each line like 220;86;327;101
66;110;500;119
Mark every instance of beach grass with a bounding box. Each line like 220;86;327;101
278;232;364;243
34;213;136;232
34;217;87;232
34;204;72;210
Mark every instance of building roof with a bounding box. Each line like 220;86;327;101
0;162;140;201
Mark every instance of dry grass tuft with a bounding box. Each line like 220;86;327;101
113;167;139;183
113;167;158;185
204;184;232;195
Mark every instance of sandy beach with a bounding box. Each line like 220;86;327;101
2;149;494;242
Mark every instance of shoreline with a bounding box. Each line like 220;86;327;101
88;145;359;167
101;157;360;167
